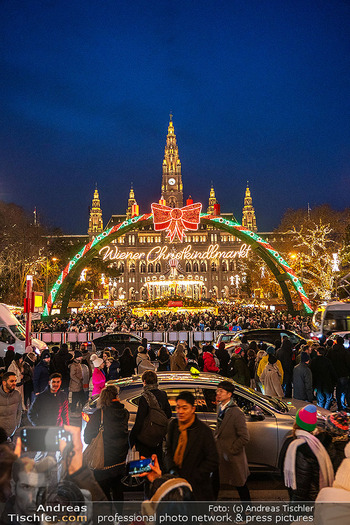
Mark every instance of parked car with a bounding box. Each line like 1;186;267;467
81;371;330;473
215;328;308;351
82;332;175;355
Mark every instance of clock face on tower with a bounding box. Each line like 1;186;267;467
168;178;176;186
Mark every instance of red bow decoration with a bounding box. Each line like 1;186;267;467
151;202;202;242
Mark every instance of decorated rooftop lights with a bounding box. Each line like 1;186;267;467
43;211;313;316
151;202;202;242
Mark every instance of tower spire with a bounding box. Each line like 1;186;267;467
126;183;137;218
161;115;183;208
207;183;217;214
88;185;103;237
242;183;257;231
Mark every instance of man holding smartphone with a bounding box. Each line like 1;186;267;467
28;373;69;427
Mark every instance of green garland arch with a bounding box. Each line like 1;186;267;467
44;213;312;316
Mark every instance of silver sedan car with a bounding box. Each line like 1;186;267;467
82;371;330;472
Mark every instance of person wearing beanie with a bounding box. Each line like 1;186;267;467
324;411;350;473
4;347;15;371
214;380;251;501
215;341;230;377
293;352;313;402
69;350;84;413
33;350;51;395
260;354;284;398
228;348;250;386
90;354;106;397
256;348;284;389
315;442;350;524
284;404;334;501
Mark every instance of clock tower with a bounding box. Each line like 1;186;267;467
161;114;183;208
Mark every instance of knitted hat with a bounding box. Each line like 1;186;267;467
326;412;350;436
333;442;350;491
217;380;235;394
234;347;243;355
266;346;275;355
300;352;310;364
7;346;15;352
74;350;83;359
296;404;317;431
41;350;51;360
90;353;103;367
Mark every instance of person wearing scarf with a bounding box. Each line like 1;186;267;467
165;391;218;501
284;404;334;501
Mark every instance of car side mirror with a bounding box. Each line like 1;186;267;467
249;407;265;421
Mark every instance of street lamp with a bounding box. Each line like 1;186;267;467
45;257;58;299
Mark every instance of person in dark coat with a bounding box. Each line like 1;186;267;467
292;352;313;402
276;336;294;398
119;347;135;378
129;370;172;466
22;352;36;408
228;348;250;386
309;346;337;410
215;342;230;377
33;350;51;395
84;384;129;501
284;405;334;501
51;343;73;392
214;381;250;501
165;390;219;501
157;346;171;371
105;356;120;380
4;346;15;371
28;373;69;426
326;336;350;411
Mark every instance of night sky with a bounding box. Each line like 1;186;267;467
1;0;350;234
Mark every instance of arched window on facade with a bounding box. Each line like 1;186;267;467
140;262;146;273
129;262;136;273
229;261;236;272
119;262;124;273
148;263;154;273
186;262;192;272
193;261;199;273
200;261;207;272
211;261;217;272
155;262;161;273
221;260;227;272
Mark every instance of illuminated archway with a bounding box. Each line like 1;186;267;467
43;213;312;316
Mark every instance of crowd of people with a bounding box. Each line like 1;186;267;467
32;305;313;336
0;326;350;523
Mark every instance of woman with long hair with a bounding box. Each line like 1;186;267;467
157;346;170;371
119;347;135;378
84;384;129;501
90;354;106;397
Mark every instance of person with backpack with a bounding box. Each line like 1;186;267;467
129;370;172;468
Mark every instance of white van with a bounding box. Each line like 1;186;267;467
0;303;47;357
312;301;350;338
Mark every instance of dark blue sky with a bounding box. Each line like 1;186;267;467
1;0;350;233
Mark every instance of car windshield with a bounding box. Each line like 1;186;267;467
9;324;25;341
237;384;289;413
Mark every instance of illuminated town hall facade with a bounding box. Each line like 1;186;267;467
88;116;258;303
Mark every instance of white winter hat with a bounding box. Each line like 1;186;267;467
90;353;103;368
333;442;350;491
